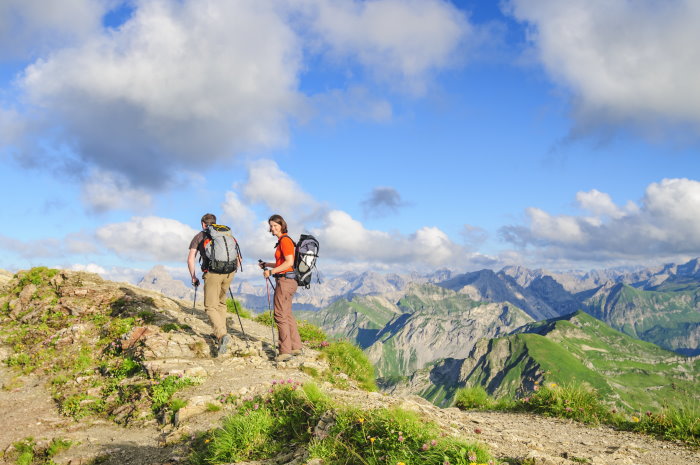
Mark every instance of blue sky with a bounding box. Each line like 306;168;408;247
1;0;699;283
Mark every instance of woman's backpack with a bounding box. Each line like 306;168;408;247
282;234;319;288
294;234;319;288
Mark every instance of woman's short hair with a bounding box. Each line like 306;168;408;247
268;214;288;233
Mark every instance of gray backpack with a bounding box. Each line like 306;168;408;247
203;224;241;274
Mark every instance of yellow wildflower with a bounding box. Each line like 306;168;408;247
397;462;406;465
548;383;557;388
358;417;365;424
632;416;640;422
370;437;376;443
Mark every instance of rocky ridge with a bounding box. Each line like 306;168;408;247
3;269;698;464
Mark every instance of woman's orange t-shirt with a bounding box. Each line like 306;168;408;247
275;235;295;273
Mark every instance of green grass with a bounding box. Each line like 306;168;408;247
189;382;493;465
150;375;201;413
226;298;252;318
254;312;273;326
10;437;73;465
454;386;494;410
0;268;199;424
320;341;378;391
453;381;700;446
297;320;327;345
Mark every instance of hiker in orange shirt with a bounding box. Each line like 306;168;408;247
259;214;302;362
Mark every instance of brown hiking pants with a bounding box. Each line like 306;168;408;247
203;271;235;339
273;276;301;354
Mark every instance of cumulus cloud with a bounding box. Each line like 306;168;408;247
0;232;98;259
314;210;464;267
241;159;320;217
0;0;108;60
500;178;700;261
69;263;146;284
96;216;198;262
82;170;153;212
2;0;471;206
461;224;489;248
505;0;700;135
298;0;470;93
17;0;303;188
361;186;409;218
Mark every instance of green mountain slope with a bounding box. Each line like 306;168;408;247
295;295;400;348
365;284;533;378
396;311;699;411
583;283;700;355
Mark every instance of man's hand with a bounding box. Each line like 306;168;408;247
192;277;200;287
258;259;265;270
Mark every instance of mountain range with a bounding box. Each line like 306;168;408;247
136;258;700;408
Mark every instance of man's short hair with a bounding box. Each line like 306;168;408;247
201;213;217;227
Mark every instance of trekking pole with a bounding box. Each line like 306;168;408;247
192;282;198;310
228;288;250;350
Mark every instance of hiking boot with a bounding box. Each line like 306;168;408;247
218;334;231;357
275;353;293;362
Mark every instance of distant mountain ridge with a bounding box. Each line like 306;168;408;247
385;311;700;410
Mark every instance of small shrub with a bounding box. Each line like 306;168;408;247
16;267;59;288
454;386;494;410
513;383;610;424
137;310;157;323
297;320;326;345
206;403;222;412
226;298;252;318
254;312;273;326
161;322;192;332
150;375;201;413
13;438;35;465
190;382;493;465
46;437;73;457
321;341;377;391
631;401;700;445
169;398;188;412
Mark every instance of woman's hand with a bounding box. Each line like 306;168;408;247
263;269;272;278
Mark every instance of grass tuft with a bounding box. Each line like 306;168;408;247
454;381;700;446
189;381;493;465
321;341;378;391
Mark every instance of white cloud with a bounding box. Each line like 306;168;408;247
69;263;146;284
18;0;303;187
313;210;465;267
3;0;471;201
96;216;198;262
0;0;108;60
500;178;700;261
298;0;470;93
222;191;256;230
242;159;319;215
0;231;98;259
505;0;700;134
82;169;153;212
70;263;107;275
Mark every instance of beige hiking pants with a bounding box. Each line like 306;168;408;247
203;271;235;339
